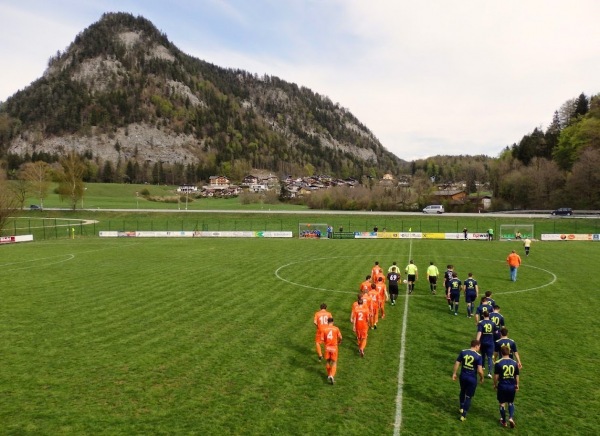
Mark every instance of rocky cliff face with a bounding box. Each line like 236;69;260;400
1;12;405;178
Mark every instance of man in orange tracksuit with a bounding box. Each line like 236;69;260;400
506;250;522;282
313;303;332;361
352;297;371;357
321;318;342;384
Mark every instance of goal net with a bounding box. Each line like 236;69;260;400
298;223;329;239
499;224;534;241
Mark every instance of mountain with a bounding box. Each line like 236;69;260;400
0;12;407;183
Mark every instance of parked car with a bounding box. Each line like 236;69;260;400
551;207;573;216
423;204;444;214
29;204;43;211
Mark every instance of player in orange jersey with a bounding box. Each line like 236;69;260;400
359;275;372;293
375;276;388;319
314;303;332;361
368;283;380;329
371;262;384;283
351;293;369;321
352;296;371;357
321;317;342;384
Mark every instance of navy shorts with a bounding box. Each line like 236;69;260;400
450;291;460;302
497;386;516;404
460;376;478;397
465;292;477;303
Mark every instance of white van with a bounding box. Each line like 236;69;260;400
423;205;444;214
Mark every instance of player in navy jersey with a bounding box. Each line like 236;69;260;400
474;296;494;325
494;328;522;369
448;272;462;316
444;265;454;310
489;305;505;340
476;311;498;378
386;267;401;306
484;290;496;307
462;272;479;318
494;345;520;428
452;339;484;422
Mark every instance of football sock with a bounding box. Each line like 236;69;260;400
499;405;506;421
508;403;514;418
326;364;331;376
331;365;337;377
463;396;472;414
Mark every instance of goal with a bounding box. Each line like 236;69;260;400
499;224;534;241
298;223;330;239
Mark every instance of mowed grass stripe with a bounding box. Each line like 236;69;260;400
1;237;599;434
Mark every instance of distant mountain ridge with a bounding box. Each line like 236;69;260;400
0;12;406;181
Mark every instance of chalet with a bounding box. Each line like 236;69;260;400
249;184;268;193
432;189;467;202
177;185;198;193
260;174;280;187
241;175;259;186
209;175;230;187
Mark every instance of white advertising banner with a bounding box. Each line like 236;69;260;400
99;231;293;238
0;235;34;244
541;234;600;241
446;232;489;240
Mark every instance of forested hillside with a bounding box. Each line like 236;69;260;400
0;12;598;210
408;93;600;209
0;12;405;184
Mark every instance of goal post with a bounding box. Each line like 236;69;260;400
298;223;329;239
499;224;534;240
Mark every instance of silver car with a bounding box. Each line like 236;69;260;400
423;205;444;214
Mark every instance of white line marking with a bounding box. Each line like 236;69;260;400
275;257;356;294
275;251;556;432
1;254;75;272
393;239;413;435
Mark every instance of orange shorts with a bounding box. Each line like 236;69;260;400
325;346;338;361
355;326;369;339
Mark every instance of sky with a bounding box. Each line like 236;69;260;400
1;0;599;161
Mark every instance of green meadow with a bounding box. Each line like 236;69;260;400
1;227;599;434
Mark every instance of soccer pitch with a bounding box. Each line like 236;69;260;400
1;236;599;434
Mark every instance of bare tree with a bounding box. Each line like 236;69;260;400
57;152;86;210
0;181;20;235
526;158;565;208
19;161;51;208
5;180;30;209
565;147;600;208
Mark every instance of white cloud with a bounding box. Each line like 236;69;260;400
1;0;599;161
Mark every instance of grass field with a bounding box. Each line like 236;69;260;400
1;233;599;435
23;182;310;211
